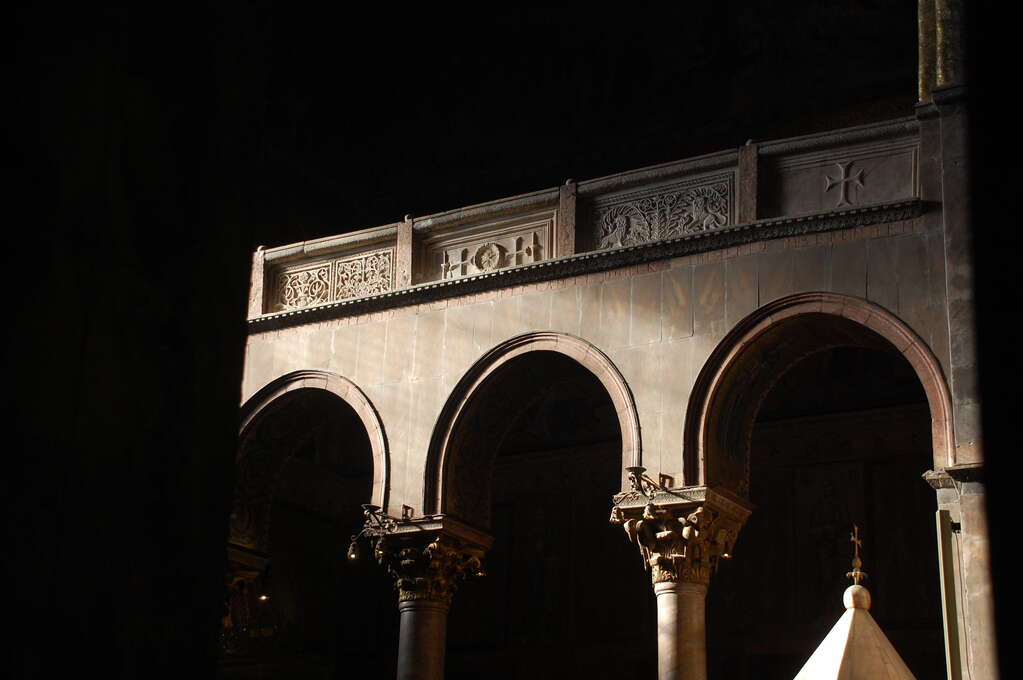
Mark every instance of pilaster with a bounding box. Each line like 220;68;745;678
557;179;577;257
925;463;996;680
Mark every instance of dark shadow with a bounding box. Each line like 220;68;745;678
223;389;397;680
444;351;655;680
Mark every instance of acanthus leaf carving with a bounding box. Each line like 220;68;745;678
611;488;750;586
374;534;485;604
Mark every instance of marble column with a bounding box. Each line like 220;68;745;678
612;483;751;680
373;517;491;680
654;581;708;680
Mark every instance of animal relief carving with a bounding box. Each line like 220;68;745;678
594;178;731;250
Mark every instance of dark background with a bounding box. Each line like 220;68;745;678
7;2;1016;678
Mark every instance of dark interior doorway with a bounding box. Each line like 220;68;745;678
706;346;945;680
445;351;655;680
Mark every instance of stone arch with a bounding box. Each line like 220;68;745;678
682;292;954;494
232;370;389;552
424;332;641;524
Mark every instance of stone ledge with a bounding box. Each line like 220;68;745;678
377;514;493;552
263;222;399;264
923;462;984;491
759;116;918;156
247;199;922;334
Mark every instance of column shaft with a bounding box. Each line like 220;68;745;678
396;599;449;680
655;581;708;680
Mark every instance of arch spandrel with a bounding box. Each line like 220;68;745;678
233;370;390;552
683;293;955;496
424;332;642;526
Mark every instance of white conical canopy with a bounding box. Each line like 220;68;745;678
792;584;917;680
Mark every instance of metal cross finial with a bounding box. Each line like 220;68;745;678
824;161;864;208
846;523;868;585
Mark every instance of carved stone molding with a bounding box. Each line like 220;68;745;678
249;199;921;333
589;174;733;250
610;485;752;585
270;247;394;312
371;515;492;605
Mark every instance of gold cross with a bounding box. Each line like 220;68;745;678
846;523;867;585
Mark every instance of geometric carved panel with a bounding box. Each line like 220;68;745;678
271;247;394;312
589;173;733;250
422;212;554;283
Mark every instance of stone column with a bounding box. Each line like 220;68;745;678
654;580;708;680
373;517;491;680
395;599;449;680
611;482;751;680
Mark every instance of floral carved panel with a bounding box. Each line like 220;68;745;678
589;174;733;250
271;248;394;312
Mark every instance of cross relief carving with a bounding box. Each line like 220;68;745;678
440;230;546;280
824;160;865;208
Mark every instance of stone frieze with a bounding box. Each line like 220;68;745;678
421;212;554;282
249;200;921;332
590;174;733;250
271;247;394;312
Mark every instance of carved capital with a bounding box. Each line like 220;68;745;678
372;515;491;605
610;485;751;586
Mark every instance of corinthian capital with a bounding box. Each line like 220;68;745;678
373;515;491;604
610;485;751;585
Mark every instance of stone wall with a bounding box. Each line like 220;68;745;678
242;212;951;514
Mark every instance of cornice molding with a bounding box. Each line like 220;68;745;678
759;117;919;156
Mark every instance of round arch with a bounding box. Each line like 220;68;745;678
234;370;389;551
683;292;954;493
424;332;642;521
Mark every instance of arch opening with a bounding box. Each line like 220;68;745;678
224;380;396;679
686;296;949;680
437;350;655;678
684;295;954;490
425;332;641;523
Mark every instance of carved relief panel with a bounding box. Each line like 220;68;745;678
269;247;394;312
419;211;554;283
760;138;919;218
587;173;734;250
